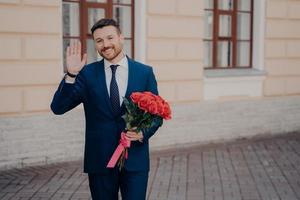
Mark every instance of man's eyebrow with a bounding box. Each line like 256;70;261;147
95;35;114;41
95;37;103;41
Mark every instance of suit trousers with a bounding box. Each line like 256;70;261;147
88;168;149;200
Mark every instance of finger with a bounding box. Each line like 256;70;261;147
127;137;138;141
70;40;73;54
125;133;134;137
74;41;78;54
66;46;71;57
124;135;130;140
131;127;137;130
128;130;139;133
77;40;81;55
71;40;76;54
126;132;138;136
81;53;87;65
127;136;140;141
125;133;138;138
126;136;138;140
124;135;135;141
126;131;135;134
74;40;78;54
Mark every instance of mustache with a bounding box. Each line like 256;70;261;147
101;47;113;52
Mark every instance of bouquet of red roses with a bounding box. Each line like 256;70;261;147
107;91;171;170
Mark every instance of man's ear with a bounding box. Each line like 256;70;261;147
119;33;125;46
120;33;125;42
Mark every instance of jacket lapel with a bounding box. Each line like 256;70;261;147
120;56;135;112
125;56;134;99
96;59;115;116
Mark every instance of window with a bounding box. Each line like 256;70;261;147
62;0;134;71
204;0;253;69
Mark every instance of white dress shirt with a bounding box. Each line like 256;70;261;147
104;55;128;106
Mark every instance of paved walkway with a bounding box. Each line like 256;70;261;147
0;133;300;200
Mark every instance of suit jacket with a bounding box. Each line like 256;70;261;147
50;57;161;173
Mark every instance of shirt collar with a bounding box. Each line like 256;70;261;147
104;54;128;70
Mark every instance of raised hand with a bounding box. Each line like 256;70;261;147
66;40;87;75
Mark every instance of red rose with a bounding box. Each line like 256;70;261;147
154;95;164;102
156;100;164;116
147;101;158;114
137;95;152;111
130;92;143;103
162;102;171;120
130;91;171;119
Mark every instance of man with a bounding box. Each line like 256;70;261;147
51;18;161;200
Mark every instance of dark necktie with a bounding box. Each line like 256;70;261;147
110;65;120;116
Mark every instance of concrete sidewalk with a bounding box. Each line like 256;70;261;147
0;133;300;200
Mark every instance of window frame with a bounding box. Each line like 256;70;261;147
204;0;254;69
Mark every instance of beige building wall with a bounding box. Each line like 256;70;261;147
146;0;204;103
0;0;299;114
264;0;300;96
0;0;62;115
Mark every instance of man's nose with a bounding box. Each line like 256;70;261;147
103;40;110;47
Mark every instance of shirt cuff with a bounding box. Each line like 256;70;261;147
64;74;76;84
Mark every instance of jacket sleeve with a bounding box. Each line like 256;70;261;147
50;72;86;115
142;67;163;142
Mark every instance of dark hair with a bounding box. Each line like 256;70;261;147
91;18;121;35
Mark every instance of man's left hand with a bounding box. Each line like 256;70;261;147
125;130;143;142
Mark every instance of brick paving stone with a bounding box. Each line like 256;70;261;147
241;145;280;200
253;142;299;200
1;133;300;200
186;153;204;200
267;140;300;199
216;148;241;200
148;156;174;200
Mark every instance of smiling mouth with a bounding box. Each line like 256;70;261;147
102;48;113;53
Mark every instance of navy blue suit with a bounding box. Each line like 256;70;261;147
51;57;161;199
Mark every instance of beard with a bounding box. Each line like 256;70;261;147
99;46;123;62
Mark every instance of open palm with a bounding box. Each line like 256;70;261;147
66;40;87;75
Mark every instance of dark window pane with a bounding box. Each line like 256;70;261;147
88;8;105;33
63;2;80;37
237;41;250;67
113;6;132;38
217;41;232;67
218;0;233;10
219;15;231;37
204;41;213;68
238;0;251;11
204;11;213;39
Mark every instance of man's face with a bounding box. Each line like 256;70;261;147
93;25;124;62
